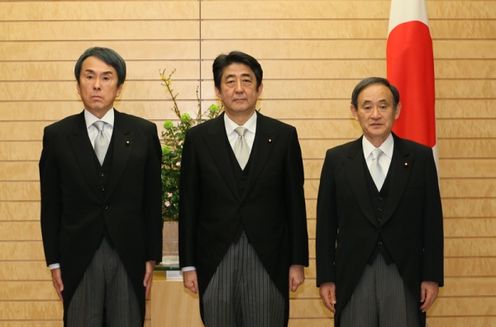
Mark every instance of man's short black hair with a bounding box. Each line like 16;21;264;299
212;51;263;89
351;77;400;110
74;47;126;86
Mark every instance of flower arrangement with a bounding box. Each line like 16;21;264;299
160;69;222;221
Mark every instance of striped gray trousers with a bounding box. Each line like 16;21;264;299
340;253;420;327
202;232;285;327
66;239;142;327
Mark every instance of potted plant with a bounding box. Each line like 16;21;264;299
159;69;221;259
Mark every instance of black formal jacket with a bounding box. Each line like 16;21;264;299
316;134;444;327
179;112;309;323
39;110;163;323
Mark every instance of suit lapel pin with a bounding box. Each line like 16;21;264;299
126;140;131;146
404;162;409;167
268;138;272;143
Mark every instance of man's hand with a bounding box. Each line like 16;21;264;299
289;265;305;292
51;268;64;300
183;270;198;294
420;281;439;312
319;282;337;313
143;260;156;299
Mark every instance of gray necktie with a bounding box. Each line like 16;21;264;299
93;121;109;165
233;126;249;169
370;148;385;190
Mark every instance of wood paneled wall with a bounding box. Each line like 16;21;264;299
0;1;494;326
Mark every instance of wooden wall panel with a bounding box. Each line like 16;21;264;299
0;222;40;241
0;203;39;221
1;0;495;326
0;21;199;40
201;20;495;39
0;41;200;60
0;262;52;281
201;1;496;19
0;2;199;20
201;39;388;59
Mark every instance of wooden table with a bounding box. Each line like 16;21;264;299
151;273;204;327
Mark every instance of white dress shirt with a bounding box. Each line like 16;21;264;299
224;111;257;152
85;108;115;146
362;133;394;180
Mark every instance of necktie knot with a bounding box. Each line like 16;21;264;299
94;120;105;133
235;126;246;137
372;148;383;161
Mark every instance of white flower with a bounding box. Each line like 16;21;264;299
167;192;173;198
175;161;181;167
164;201;171;207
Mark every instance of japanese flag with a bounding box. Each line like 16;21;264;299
387;0;438;163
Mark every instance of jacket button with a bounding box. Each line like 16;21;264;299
104;205;109;210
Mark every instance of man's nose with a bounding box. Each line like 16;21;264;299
93;77;102;90
371;106;381;118
234;79;243;92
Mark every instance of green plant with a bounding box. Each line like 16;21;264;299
160;69;221;221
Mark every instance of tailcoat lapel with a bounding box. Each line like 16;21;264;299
204;114;239;198
381;135;414;224
105;111;133;199
345;137;377;226
68;112;100;202
241;114;275;202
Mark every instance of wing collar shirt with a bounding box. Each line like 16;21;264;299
362;133;394;176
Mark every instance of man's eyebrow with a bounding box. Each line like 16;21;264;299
361;98;389;104
224;73;253;79
83;69;114;75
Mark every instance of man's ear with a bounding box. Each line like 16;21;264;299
256;82;264;96
350;104;358;120
394;102;401;120
116;83;124;98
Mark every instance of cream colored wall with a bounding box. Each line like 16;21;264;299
0;1;494;326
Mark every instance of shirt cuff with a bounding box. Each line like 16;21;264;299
181;266;196;272
48;263;60;270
